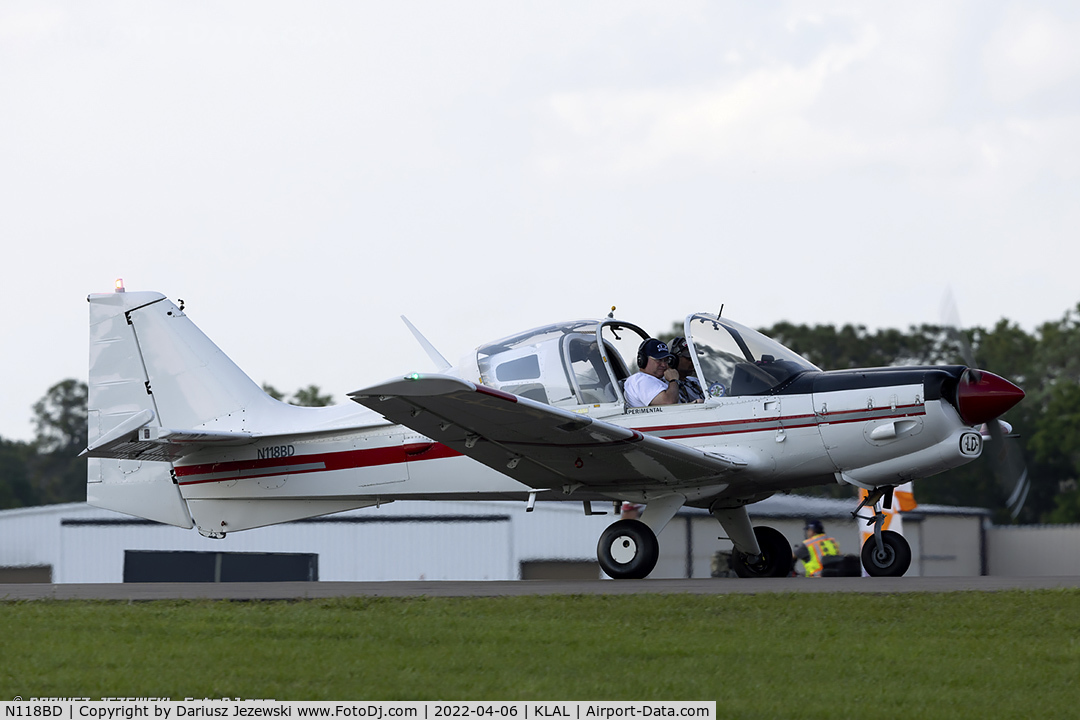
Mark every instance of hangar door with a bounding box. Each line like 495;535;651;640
123;550;318;582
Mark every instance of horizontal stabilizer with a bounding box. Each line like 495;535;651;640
81;410;254;462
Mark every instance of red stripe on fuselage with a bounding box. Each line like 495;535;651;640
175;442;461;485
634;404;926;439
640;413;818;439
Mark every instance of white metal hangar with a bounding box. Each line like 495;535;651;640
4;493;1071;583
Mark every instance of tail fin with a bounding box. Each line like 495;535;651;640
89;290;283;432
85;289;286;527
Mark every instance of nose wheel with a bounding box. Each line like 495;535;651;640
597;519;659;579
861;530;912;577
853;486;913;577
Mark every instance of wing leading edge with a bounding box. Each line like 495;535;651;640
349;374;748;493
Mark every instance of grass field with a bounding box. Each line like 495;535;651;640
2;590;1078;718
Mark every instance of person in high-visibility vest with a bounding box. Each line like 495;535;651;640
793;519;839;577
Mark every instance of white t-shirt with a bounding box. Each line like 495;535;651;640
624;372;669;408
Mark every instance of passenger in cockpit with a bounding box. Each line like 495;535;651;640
624;339;680;407
669;337;705;404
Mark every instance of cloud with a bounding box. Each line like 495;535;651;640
535;4;1080;199
0;8;67;44
983;7;1080;104
534;20;893;181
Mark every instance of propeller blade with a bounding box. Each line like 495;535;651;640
1007;467;1031;519
986;416;1030;519
941;289;1031;519
941;288;977;367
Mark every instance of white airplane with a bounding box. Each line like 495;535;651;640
82;283;1025;579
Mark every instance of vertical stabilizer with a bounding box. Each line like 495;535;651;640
86;289;290;527
87;290;193;526
90;291;283;432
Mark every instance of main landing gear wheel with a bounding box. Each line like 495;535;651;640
730;526;794;578
597;519;659;579
861;530;912;577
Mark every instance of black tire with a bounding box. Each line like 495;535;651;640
597;519;660;579
730;525;794;578
861;530;912;577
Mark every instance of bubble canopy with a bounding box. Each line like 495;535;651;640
474;314;818;407
683;313;819;399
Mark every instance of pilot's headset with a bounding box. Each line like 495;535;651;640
636;338;672;369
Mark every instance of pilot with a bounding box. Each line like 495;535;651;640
793;519;840;577
624;338;681;407
669;337;704;404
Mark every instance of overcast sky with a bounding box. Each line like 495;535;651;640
2;1;1078;441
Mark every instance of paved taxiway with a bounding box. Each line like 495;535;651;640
2;576;1079;601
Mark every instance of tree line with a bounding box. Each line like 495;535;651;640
2;304;1077;522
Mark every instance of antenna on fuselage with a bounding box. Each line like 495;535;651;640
718;304;724;317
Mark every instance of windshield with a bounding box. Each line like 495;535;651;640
687;314;819;397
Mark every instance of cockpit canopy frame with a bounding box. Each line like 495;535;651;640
684;313;820;399
476;319;650;408
475;313;819;408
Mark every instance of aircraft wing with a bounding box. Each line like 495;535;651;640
349;374;749;492
81;409;254;462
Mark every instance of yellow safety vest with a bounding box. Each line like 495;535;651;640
802;534;839;577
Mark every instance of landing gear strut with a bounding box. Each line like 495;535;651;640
854;486;912;577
